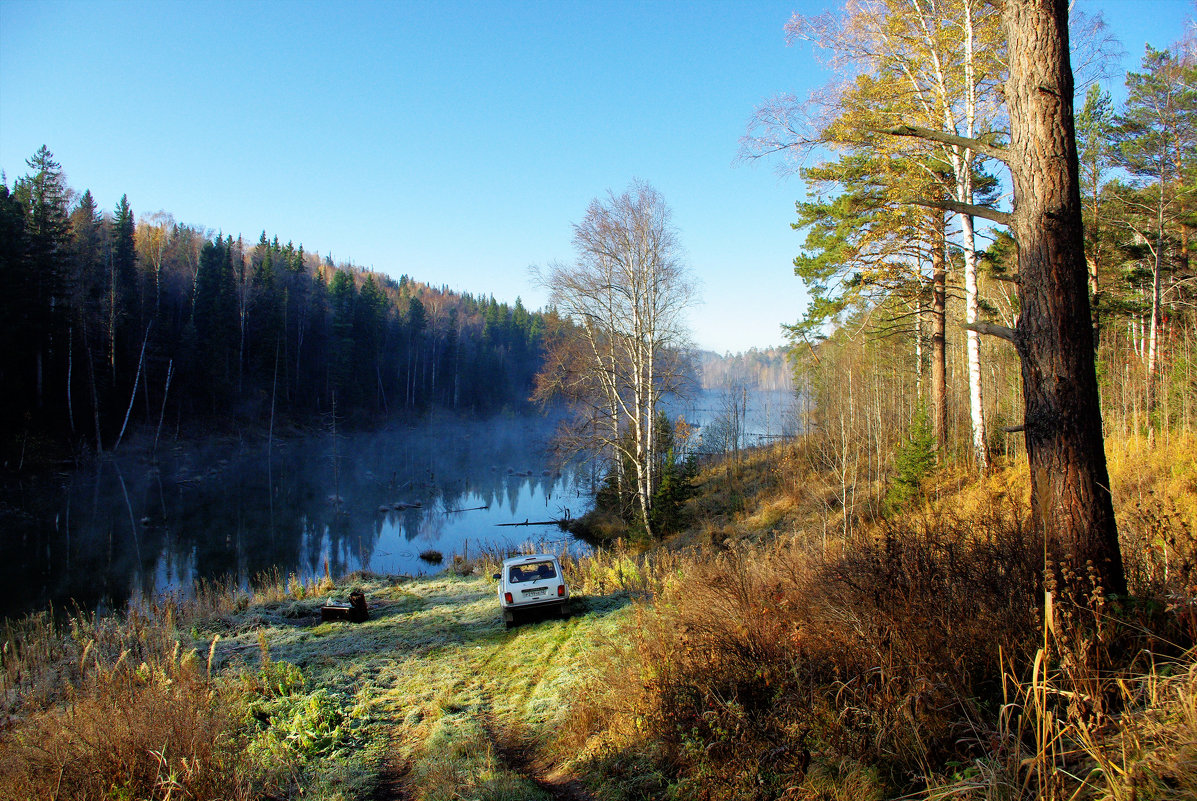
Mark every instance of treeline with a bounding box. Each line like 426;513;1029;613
0;147;548;464
699;347;792;392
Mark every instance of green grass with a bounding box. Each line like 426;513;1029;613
191;570;635;800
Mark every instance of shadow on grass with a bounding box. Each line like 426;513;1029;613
506;593;633;631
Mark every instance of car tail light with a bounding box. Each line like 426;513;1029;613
557;585;565;597
504;592;513;604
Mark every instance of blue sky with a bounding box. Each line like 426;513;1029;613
0;0;1190;354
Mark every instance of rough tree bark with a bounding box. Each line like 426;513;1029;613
931;210;948;453
1004;0;1126;596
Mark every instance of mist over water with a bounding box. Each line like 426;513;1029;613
0;416;591;620
668;388;803;450
0;388;801;621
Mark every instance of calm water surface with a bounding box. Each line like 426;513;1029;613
0;417;592;620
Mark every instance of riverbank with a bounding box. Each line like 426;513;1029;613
0;549;650;800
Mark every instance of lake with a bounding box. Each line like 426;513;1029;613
0;390;800;621
0;416;592;620
668;388;803;450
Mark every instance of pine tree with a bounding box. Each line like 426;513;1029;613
13;146;73;412
1077;84;1115;325
1003;0;1126;596
1112;46;1197;388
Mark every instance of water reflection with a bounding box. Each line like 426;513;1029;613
0;417;591;620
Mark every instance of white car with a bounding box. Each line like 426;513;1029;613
495;554;569;628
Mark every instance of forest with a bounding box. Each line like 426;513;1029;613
0;152;551;467
699;347;793;392
742;16;1195;493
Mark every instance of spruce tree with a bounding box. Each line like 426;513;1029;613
110;194;140;384
885;403;937;512
0;180;29;426
14;146;72;412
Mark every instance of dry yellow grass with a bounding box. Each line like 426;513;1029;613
551;433;1197;800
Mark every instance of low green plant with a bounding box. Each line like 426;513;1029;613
885;402;937;513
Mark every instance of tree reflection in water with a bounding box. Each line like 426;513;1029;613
0;417;590;620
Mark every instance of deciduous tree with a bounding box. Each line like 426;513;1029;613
534;181;696;537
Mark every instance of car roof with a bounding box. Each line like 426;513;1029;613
500;554;558;567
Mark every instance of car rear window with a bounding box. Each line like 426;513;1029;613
508;561;557;583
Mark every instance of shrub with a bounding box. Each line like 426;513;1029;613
563;508;1056;797
561;442;1197;799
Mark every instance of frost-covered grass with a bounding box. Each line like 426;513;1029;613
13;434;1188;799
0;560;636;800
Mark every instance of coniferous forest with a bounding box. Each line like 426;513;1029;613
0;147;549;466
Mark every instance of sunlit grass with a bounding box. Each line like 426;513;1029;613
193;562;636;800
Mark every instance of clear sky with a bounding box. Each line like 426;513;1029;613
0;0;1190;354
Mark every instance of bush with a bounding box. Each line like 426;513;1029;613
562;507;1059;797
560;444;1197;799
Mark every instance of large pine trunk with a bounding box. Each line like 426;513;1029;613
1004;0;1126;596
931;211;948;453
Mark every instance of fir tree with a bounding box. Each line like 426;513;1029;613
885;403;937;512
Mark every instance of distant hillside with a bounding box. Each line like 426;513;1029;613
699;347;792;392
1;147;553;464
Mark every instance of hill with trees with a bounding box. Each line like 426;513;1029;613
0;149;553;466
699;347;793;391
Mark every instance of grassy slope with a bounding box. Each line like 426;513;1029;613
198;571;634;800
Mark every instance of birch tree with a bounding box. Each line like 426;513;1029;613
745;0;1005;470
534;181;696;537
135;211;174;318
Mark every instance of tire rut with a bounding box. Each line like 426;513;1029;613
482;712;596;801
370;737;414;801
